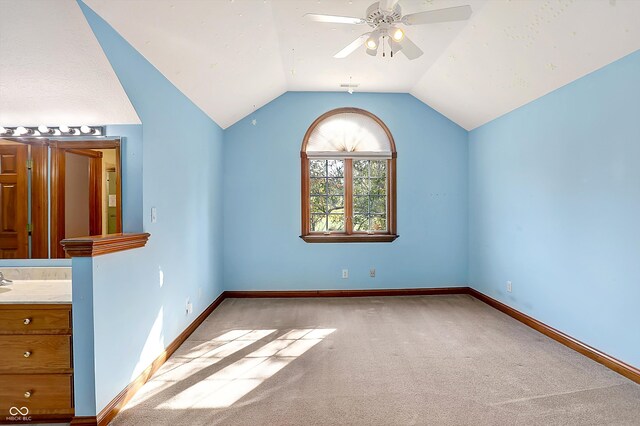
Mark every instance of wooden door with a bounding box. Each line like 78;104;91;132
30;143;49;258
0;144;28;258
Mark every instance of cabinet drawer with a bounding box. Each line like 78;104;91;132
0;335;71;373
0;374;73;415
0;306;71;334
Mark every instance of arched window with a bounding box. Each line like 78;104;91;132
301;107;398;243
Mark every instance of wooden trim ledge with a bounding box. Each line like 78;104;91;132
61;233;150;257
300;234;399;243
71;416;99;425
224;287;466;298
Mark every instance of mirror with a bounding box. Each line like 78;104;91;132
0;138;122;259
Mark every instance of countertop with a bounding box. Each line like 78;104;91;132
0;280;72;304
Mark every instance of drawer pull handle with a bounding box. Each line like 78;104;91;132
24;351;31;358
23;318;31;325
24;391;31;398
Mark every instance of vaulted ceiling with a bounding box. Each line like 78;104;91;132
0;0;139;126
2;0;640;130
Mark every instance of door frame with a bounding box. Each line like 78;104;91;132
50;140;122;258
30;141;49;259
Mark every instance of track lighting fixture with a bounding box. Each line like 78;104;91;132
16;126;34;136
80;125;98;134
0;126;14;136
59;125;77;134
38;125;55;134
0;125;105;137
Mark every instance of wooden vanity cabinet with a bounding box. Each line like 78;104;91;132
0;304;73;420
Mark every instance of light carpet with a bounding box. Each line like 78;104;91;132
111;295;640;425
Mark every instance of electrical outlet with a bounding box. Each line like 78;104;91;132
370;268;376;278
186;298;193;314
506;281;512;293
342;269;349;279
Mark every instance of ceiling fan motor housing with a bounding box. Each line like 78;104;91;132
366;2;402;29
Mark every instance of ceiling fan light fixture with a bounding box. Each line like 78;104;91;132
365;35;378;50
391;27;404;41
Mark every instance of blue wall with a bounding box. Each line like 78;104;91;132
77;1;225;414
469;50;640;369
224;92;468;290
107;124;144;233
27;2;640;414
70;257;96;417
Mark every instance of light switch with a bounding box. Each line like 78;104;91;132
151;207;157;223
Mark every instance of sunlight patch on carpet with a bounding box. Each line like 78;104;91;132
158;328;336;409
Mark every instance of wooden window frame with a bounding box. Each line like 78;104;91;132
300;107;398;243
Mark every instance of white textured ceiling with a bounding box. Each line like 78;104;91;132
84;0;487;128
0;0;139;126
84;0;288;129
411;0;640;129
4;1;640;130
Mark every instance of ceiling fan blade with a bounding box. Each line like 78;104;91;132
304;13;365;25
379;0;400;12
388;38;402;56
402;5;472;25
398;35;423;60
334;34;369;58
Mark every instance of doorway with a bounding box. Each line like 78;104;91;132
51;140;122;258
0;138;123;260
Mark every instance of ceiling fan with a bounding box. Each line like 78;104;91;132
305;0;472;60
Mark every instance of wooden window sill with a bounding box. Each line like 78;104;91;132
60;233;150;257
300;234;399;243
